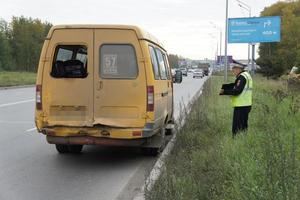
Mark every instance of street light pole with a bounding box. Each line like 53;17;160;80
237;0;252;72
220;30;222;65
216;41;219;69
224;0;229;82
210;22;223;66
209;34;219;70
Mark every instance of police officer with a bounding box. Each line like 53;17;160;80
219;64;253;137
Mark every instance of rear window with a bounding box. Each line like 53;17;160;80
51;45;88;78
100;44;138;79
149;46;160;80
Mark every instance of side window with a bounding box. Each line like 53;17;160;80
149;46;160;80
155;49;167;80
100;44;138;79
51;45;88;78
162;53;171;80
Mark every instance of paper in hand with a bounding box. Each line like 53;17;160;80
222;83;234;90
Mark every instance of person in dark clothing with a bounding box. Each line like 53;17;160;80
219;64;253;137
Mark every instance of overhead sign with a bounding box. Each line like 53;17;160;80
228;16;281;43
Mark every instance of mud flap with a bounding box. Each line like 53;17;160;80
141;126;167;156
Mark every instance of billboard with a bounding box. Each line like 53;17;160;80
178;60;187;67
228;16;281;43
217;56;233;65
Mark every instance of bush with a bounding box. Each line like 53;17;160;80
0;71;36;87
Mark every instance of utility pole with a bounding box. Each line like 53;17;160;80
224;0;229;82
252;44;255;75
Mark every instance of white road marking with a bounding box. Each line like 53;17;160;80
26;127;37;132
0;99;34;108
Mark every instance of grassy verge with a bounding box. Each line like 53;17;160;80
147;75;300;200
0;71;36;87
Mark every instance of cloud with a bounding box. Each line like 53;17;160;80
0;0;279;59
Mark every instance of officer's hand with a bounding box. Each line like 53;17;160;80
219;89;224;95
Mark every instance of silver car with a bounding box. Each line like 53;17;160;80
193;69;204;78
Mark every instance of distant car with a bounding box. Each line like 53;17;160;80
193;69;204;78
179;68;188;76
290;66;299;74
187;68;194;74
203;68;209;76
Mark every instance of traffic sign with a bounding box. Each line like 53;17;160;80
228;16;281;43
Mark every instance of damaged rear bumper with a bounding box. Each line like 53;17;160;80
41;123;159;147
47;135;146;147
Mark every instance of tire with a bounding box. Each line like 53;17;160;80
68;145;83;153
141;126;166;156
141;147;159;156
55;144;69;154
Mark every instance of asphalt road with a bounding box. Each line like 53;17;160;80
0;74;207;200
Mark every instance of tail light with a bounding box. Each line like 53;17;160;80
36;85;42;110
132;131;142;137
147;86;154;112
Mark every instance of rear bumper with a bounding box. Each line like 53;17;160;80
193;74;203;77
47;135;146;147
41;123;158;145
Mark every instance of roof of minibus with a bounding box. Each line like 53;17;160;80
46;25;166;51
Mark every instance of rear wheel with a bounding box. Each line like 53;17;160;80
68;145;83;153
141;147;159;156
55;144;69;154
142;126;166;156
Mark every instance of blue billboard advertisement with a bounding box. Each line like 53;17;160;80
228;16;281;43
217;56;233;65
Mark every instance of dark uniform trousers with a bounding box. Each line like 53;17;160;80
232;106;251;136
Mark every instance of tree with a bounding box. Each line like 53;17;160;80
168;54;180;68
9;16;52;72
0;19;12;70
0;16;52;72
257;1;300;78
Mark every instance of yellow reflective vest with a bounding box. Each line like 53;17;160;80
231;71;253;107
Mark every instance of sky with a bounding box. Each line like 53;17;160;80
0;0;281;60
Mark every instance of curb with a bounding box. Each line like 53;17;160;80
133;76;208;200
0;85;35;90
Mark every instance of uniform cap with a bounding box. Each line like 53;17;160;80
232;64;245;69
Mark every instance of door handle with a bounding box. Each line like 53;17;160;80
97;81;103;90
161;91;168;97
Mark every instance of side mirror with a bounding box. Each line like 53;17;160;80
175;70;183;83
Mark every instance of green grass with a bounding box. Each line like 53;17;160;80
147;75;300;200
0;71;36;87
